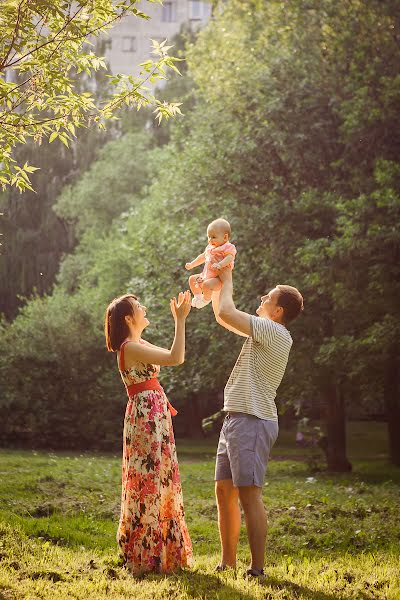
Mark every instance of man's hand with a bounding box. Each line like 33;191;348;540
213;262;222;271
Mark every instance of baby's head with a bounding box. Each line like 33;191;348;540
207;218;231;247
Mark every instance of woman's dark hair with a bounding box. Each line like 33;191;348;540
104;294;137;352
276;285;304;324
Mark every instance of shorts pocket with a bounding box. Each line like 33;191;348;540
228;417;259;451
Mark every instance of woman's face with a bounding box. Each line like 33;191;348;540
129;298;149;330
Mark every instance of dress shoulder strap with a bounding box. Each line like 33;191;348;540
118;339;131;372
119;338;147;372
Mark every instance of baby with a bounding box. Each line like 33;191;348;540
185;218;237;308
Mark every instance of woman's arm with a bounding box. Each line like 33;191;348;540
123;292;191;367
211;291;249;337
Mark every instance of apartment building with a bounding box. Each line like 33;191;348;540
101;0;212;76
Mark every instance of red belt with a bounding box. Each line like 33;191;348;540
125;378;177;416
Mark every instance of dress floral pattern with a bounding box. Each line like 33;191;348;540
117;341;192;575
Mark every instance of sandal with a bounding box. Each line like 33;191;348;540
215;564;228;572
245;568;266;580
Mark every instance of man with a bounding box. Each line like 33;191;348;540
212;268;303;579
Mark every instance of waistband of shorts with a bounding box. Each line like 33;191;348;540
225;411;258;419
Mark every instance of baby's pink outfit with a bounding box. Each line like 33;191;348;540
202;242;237;280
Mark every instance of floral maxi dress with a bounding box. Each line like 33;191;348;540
117;340;192;574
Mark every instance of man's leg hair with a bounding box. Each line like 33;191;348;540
215;479;241;567
238;485;267;572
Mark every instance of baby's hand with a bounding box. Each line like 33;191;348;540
185;262;193;270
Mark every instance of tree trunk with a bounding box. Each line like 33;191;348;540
384;345;400;466
183;394;204;439
325;382;352;472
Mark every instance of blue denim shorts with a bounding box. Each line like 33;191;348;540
215;412;279;487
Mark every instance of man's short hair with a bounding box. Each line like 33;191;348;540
276;285;304;324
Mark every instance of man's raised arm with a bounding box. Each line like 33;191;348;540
213;269;251;337
211;292;248;337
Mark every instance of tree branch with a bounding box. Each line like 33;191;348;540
0;57;168;130
0;0;27;71
1;1;88;71
2;2;137;71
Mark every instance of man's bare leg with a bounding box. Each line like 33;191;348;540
215;479;241;567
238;485;267;571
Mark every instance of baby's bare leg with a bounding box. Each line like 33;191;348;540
189;274;203;296
202;277;222;301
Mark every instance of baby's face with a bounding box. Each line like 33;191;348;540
207;226;228;247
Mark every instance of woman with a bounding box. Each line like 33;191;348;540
104;290;192;575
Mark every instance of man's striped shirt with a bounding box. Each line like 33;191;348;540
223;316;293;421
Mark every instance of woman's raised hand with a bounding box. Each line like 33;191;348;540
170;290;192;321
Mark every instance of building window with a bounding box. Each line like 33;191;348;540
122;36;136;52
103;39;112;52
190;0;203;19
162;2;176;22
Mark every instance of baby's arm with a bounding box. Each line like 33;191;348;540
185;252;206;270
212;254;234;271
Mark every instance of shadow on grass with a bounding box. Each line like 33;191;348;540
2;511;117;552
144;571;353;600
146;570;255;600
266;575;351;600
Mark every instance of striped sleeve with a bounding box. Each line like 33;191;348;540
250;316;278;347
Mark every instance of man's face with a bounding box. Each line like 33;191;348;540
256;287;282;320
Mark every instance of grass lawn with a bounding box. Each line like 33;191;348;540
0;421;399;599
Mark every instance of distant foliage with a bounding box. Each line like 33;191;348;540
1;1;399;463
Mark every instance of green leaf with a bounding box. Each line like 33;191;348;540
58;134;69;148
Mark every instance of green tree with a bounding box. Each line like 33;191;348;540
185;0;399;468
1;0;399;464
0;124;111;319
0;0;182;191
326;161;400;465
